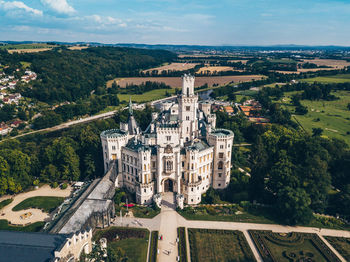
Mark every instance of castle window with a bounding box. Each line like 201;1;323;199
152;161;156;168
186;116;190;121
191;188;193;192
134;158;138;165
218;161;223;170
227;151;230;157
228;144;231;148
144;164;146;170
219;153;224;158
186;106;190;111
182;162;184;167
218;183;221;186
219;173;222;177
112;146;116;150
144;189;146;193
220;145;224;149
166;136;171;141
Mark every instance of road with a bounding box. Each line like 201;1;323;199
1;95;178;143
112;193;349;262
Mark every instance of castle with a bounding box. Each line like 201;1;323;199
100;75;234;205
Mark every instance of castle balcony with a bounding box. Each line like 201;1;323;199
185;177;202;187
138;181;154;189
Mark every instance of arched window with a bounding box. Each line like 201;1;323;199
218;161;223;170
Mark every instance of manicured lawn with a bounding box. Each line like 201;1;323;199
0;199;13;210
279;90;350;145
178;205;350;230
118;88;176;103
301;74;350;84
178;205;277;224
115;205;160;219
94;227;149;262
0;219;44;232
12;196;64;213
188;228;255;262
250;230;340;262
324;236;350;261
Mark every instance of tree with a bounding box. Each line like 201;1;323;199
44;138;80;181
40;164;59;182
33;111;63;129
312;128;323;137
276;187;313;225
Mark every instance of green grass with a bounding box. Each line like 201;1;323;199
0;219;44;232
324;236;350;261
94;227;149;262
301;74;350;84
12;196;64;213
20;61;32;68
188;228;255;262
250;231;339;262
149;231;159;262
118;88;176;103
115;205;160;219
178;205;350;230
283;90;350;145
0;199;13;210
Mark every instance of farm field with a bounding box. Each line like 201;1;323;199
93;227;149;262
249;230;340;262
188;228;255;262
301;59;350;69
110;75;265;88
142;62;199;73
324;236;350;261
301;74;350;84
197;66;243;74
118;88;176;103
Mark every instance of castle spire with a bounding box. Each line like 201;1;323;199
129;97;133;116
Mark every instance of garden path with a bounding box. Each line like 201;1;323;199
0;185;72;225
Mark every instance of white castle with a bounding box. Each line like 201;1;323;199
100;75;234;205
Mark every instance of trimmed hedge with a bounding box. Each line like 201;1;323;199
149;231;158;262
177;227;188;262
249;230;341;262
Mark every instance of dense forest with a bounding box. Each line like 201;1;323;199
1;47;176;103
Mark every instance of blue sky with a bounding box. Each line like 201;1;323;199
0;0;349;45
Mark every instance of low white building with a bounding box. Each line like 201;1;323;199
101;75;234;205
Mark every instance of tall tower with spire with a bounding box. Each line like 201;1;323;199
127;98;139;136
178;74;198;142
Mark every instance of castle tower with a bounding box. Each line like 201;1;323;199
178;74;198;142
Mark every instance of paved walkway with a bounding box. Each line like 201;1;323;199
111;199;350;262
0;185;73;225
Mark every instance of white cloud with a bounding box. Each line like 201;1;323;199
85;14;127;28
41;0;75;14
0;1;43;16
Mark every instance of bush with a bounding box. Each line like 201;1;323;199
61;183;68;190
51;182;58;188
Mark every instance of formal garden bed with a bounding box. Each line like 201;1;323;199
0;198;13;210
177;227;188;262
178;203;350;230
178;203;276;224
324;236;350;261
249;230;340;262
188;228;256;262
148;231;158;262
12;196;64;213
93;227;149;262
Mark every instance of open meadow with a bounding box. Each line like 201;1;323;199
109;75;265;88
301;59;350;69
280;90;350;145
301;74;350;84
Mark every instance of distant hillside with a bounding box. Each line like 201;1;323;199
0;46;176;103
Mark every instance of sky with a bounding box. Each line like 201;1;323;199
0;0;350;46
